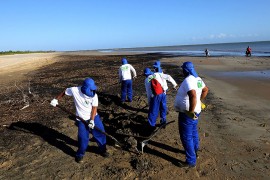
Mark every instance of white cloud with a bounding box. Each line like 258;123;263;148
189;33;261;44
209;33;230;39
210;33;259;39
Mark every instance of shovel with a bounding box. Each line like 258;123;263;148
141;120;175;153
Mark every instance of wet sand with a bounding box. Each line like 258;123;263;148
163;56;270;111
163;56;270;144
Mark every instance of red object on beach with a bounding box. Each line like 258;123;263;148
151;79;164;95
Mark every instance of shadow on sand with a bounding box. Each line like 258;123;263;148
140;140;186;166
8;121;77;157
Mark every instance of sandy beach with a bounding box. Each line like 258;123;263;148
0;52;269;179
0;53;60;85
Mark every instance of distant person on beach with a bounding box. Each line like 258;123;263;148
205;48;210;57
174;61;208;168
50;78;109;163
246;46;252;56
146;61;177;134
144;67;154;106
118;58;137;102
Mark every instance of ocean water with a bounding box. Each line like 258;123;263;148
110;41;270;57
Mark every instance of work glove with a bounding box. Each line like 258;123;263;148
50;98;58;107
185;111;198;120
201;101;206;110
88;120;95;129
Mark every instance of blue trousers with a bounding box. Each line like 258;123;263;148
148;93;167;127
76;114;106;158
121;80;132;102
178;112;200;166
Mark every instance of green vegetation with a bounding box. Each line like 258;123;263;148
0;50;55;56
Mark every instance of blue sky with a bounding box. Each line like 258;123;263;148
1;0;270;51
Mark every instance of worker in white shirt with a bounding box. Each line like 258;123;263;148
118;58;137;102
50;78;109;163
174;61;208;168
147;61;178;131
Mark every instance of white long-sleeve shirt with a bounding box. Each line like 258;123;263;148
152;72;177;91
119;64;136;81
147;72;177;97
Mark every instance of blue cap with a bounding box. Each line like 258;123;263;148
122;58;128;65
153;60;162;73
144;68;153;76
153;60;161;68
81;78;97;97
181;61;198;77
